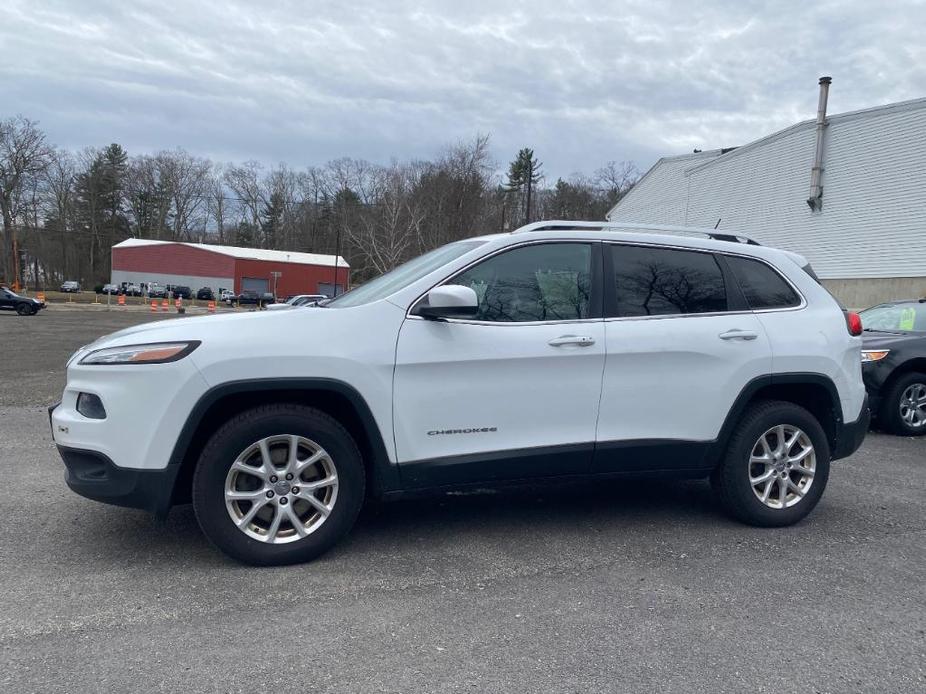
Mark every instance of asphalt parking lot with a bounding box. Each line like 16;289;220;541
1;308;924;693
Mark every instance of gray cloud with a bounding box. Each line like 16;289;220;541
2;0;924;177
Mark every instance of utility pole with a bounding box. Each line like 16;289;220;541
332;226;342;296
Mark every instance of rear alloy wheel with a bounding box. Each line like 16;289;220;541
193;404;365;565
881;372;926;436
748;425;816;510
16;303;34;316
712;400;830;527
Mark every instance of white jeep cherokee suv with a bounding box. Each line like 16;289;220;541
50;221;869;565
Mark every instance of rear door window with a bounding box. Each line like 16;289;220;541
609;245;727;317
725;255;801;310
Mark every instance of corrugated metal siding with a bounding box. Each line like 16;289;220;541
234;258;350;296
609;101;926;279
112;243;236;277
607;151;721;224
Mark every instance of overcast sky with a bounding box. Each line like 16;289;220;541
3;0;925;178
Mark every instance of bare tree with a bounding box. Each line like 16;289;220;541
44;149;77;280
0;116;52;283
224;161;266;243
594;160;640;208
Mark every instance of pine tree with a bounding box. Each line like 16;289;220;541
504;148;543;225
261;190;285;248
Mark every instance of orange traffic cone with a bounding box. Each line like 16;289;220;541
150;300;157;313
174;298;182;309
207;300;216;313
160;299;168;312
118;294;126;307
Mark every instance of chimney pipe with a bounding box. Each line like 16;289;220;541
807;76;832;211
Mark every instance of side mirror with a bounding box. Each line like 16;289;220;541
415;285;479;320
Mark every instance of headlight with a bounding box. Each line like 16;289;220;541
80;341;200;365
861;350;890;363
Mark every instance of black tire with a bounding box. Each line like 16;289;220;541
711;400;830;527
879;371;926;436
192;404;365;565
15;303;33;316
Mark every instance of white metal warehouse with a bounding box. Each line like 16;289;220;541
607;86;926;308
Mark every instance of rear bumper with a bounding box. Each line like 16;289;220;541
57;445;179;518
832;394;870;461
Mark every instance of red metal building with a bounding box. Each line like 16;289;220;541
111;239;349;297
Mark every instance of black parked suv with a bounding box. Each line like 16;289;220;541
860;299;926;436
236;290;261;305
196;287;215;301
172;286;193;300
0;286;45;315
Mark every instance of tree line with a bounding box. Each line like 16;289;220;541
0;115;639;288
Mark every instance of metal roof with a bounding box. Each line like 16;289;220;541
113;238;349;268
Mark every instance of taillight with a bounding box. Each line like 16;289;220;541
845;311;863;336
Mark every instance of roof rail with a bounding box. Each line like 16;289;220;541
512;220;761;246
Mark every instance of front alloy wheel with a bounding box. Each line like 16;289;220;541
193;404;365;565
225;435;339;543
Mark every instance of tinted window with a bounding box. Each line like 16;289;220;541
726;255;800;310
452;243;592;322
611;245;727;317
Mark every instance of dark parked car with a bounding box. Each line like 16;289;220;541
172;285;192;300
0;286;45;315
196;287;215;301
60;281;80;293
259;292;276;306
860;299;926;436
147;284;168;299
235;290;262;305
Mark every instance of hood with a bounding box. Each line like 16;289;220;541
861;331;920;349
87;307;329;350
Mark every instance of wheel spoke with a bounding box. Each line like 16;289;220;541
301;473;338;491
231;460;264;479
286;435;300;472
236;498;268;527
295;449;328;476
788;446;813;464
259;439;274;473
226;489;266;501
784;429;801;453
787;478;805;497
283;504;307;537
792;464;814;478
265;504;284;541
775;425;787;455
778;478;788;506
750;469;775;485
300;492;332;517
759;436;773;458
760;479;774;502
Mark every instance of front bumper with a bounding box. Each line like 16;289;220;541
832;394;870;460
57;444;180;517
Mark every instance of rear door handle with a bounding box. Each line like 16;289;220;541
718;329;759;341
548;335;596;347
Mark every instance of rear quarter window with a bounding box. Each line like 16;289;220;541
725;255;801;310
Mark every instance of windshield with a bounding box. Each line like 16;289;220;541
327;240;486;308
860;302;926;332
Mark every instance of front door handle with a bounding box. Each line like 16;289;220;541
548;335;596;347
718;329;759;341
